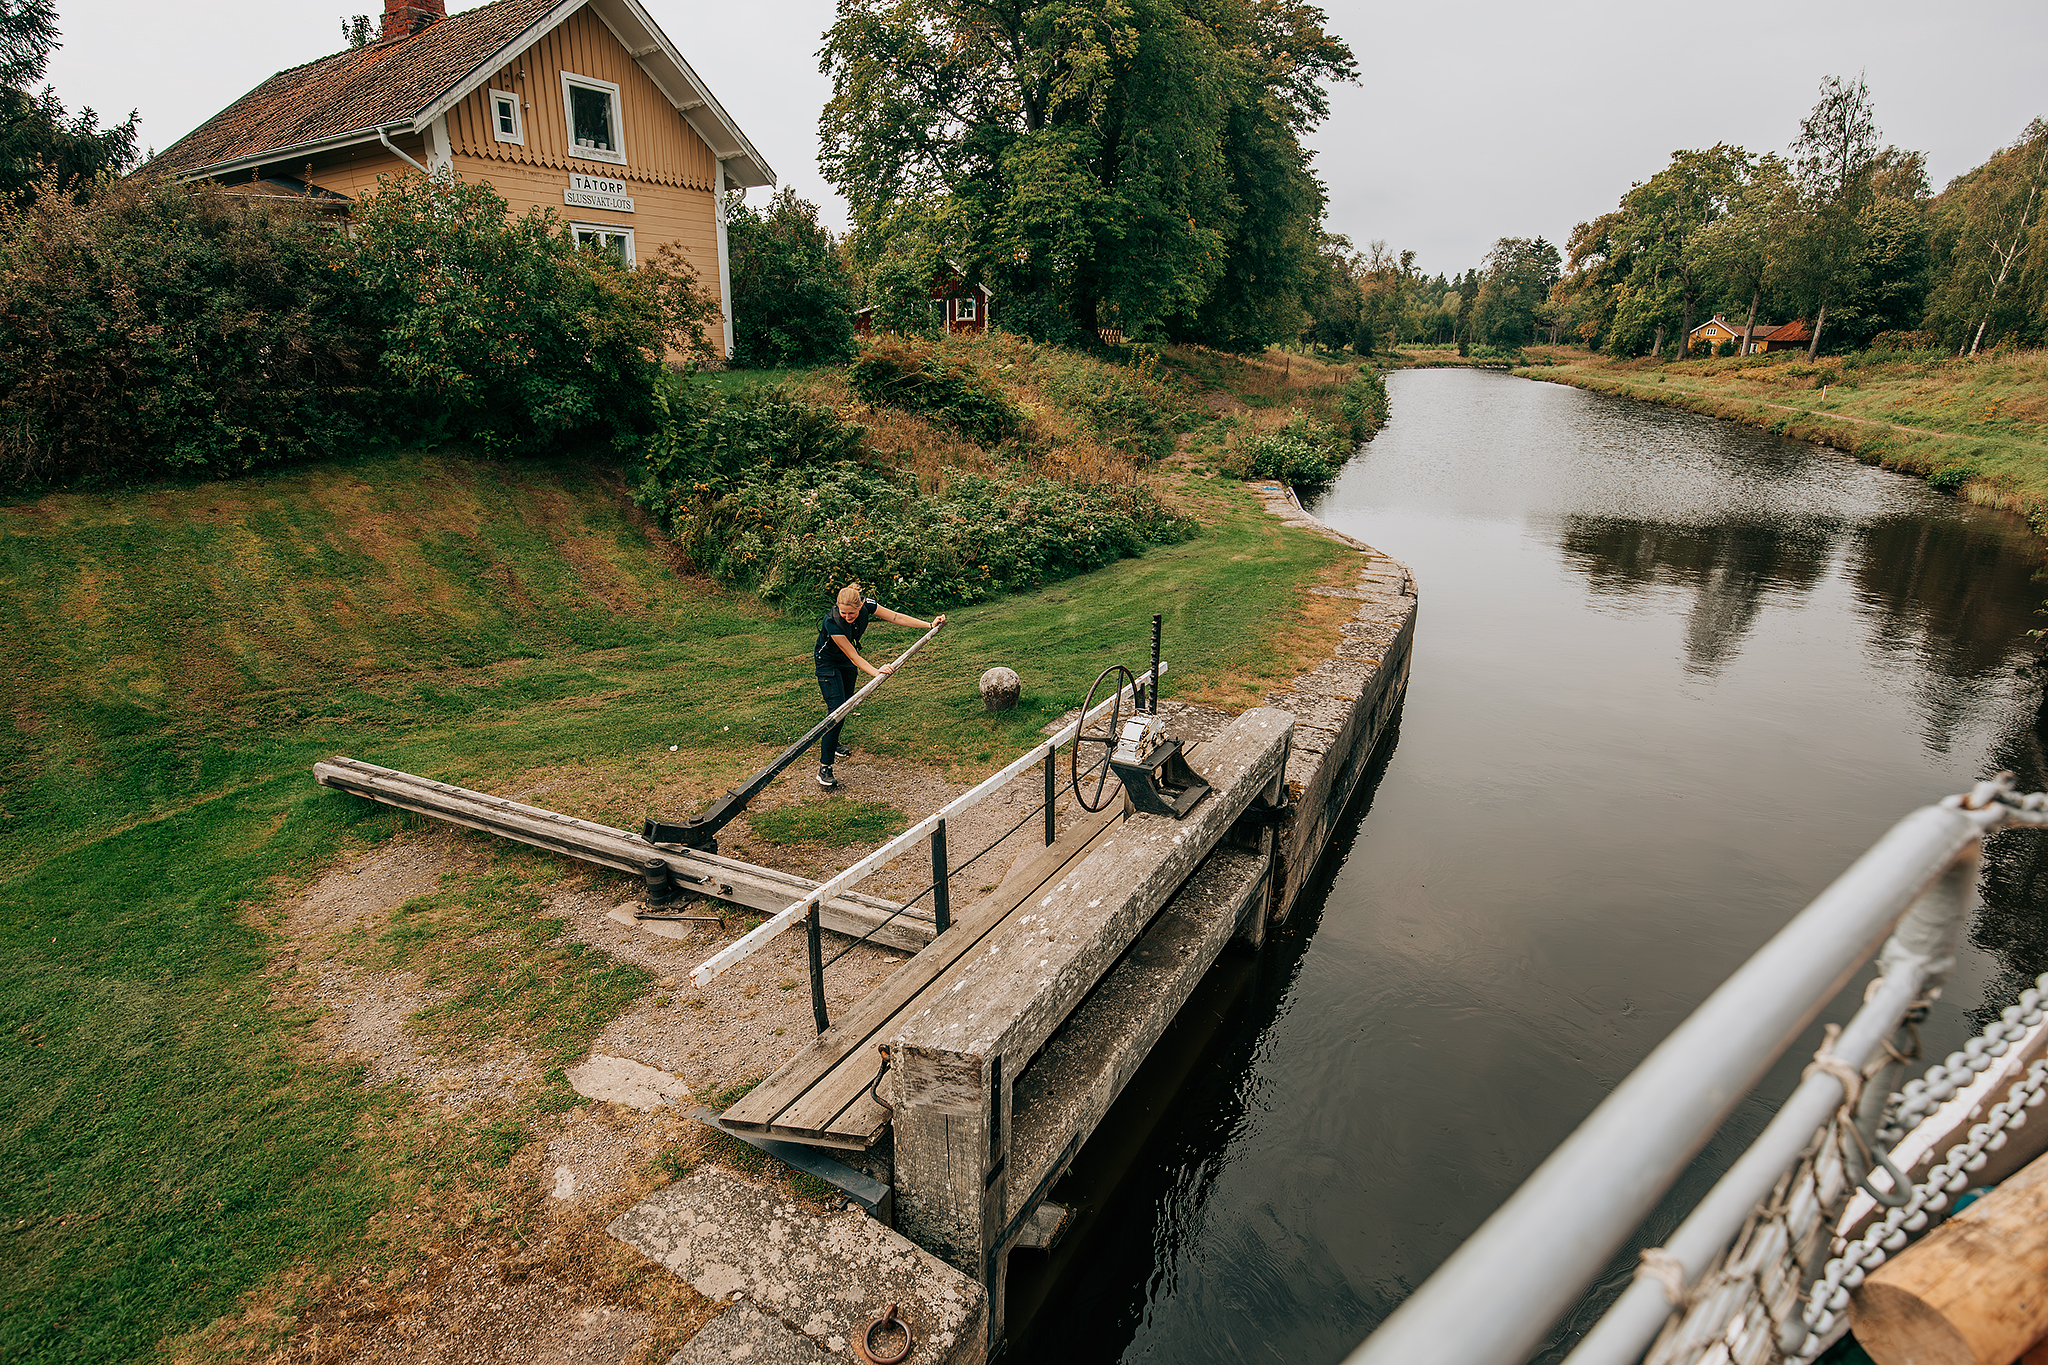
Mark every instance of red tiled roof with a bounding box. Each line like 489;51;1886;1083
149;0;561;176
1760;319;1813;342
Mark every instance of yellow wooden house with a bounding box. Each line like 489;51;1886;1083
1687;315;1747;354
151;0;774;359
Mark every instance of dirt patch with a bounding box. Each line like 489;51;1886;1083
1203;390;1249;415
228;739;1105;1365
272;837;544;1108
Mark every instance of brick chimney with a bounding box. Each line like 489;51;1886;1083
382;0;446;39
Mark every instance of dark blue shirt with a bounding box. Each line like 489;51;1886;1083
815;599;877;670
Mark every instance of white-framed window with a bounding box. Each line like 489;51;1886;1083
571;222;634;266
957;295;976;321
560;72;625;164
488;89;524;145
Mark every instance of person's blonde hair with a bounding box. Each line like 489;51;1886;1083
836;584;865;614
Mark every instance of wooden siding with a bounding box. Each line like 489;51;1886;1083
298;140;427;198
449;155;721;312
443;7;718;191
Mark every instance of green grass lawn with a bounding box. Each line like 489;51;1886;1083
0;446;1345;1361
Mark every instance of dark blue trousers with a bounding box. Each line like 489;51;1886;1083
816;667;856;760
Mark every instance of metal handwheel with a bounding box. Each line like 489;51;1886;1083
1071;664;1136;813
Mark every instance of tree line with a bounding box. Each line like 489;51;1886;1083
1552;77;2046;359
1297;79;2047;363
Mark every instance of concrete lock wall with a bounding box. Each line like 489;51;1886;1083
1249;485;1417;924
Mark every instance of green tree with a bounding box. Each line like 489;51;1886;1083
1602;145;1748;358
349;176;715;451
1471;236;1559;347
1787;74;1883;358
0;0;137;201
1551;211;1627;350
1695;153;1793;355
1302;233;1360;352
1923;118;2048;354
726;187;858;368
819;0;1353;349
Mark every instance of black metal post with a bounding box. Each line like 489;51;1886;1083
1150;613;1162;714
807;902;829;1034
931;820;951;934
1043;748;1056;845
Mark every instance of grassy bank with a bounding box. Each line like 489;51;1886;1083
1516;346;2048;525
0;337;1364;1359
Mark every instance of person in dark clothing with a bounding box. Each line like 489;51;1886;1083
813;582;943;789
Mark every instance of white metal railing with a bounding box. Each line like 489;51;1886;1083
1342;774;2048;1365
689;661;1168;988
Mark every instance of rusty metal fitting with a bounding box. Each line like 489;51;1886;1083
854;1301;913;1364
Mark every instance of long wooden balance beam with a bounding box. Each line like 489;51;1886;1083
313;756;936;952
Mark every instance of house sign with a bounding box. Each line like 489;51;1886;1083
565;172;633;213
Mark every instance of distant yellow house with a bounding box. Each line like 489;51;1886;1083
1688;315;1747;353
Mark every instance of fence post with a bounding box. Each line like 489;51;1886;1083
1043;747;1056;846
932;819;950;934
806;902;829;1035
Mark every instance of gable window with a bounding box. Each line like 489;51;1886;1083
957;295;976;321
571;223;634;266
488;89;523;145
561;72;625;164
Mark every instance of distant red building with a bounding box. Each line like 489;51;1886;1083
854;263;993;336
1752;319;1814;353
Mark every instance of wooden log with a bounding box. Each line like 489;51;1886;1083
1852;1151;2048;1365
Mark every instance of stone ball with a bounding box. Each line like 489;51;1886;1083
979;666;1022;712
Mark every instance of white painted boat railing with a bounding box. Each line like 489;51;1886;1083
689;662;1168;989
1342;775;2048;1365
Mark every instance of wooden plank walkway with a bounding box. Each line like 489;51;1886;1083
313;756;936;952
720;798;1129;1149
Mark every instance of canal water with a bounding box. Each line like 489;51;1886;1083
1012;367;2048;1362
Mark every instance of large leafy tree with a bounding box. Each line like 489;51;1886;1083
0;0;137;201
819;0;1354;350
1922;119;2048;353
726;187;858;367
1471;236;1559;348
1695;152;1793;355
1786;74;1883;358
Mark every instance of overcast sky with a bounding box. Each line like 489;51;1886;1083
47;0;2048;278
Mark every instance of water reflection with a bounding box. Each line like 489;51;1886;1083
1017;369;2048;1365
1559;517;1839;675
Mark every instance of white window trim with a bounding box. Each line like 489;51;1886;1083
958;295;976;321
488;88;524;146
570;222;635;265
560;71;626;165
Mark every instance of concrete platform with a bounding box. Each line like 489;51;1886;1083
609;1167;986;1365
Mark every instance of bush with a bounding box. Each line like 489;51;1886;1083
639;374;866;493
634;379;1189;608
1225;412;1352;486
0;176;375;487
348;175;714;453
846;336;1026;447
1339;369;1388;443
1031;347;1182;459
0;174;717;490
727;188;858;368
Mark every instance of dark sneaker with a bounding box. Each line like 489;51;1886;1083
817;765;838;789
832;745;854;761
